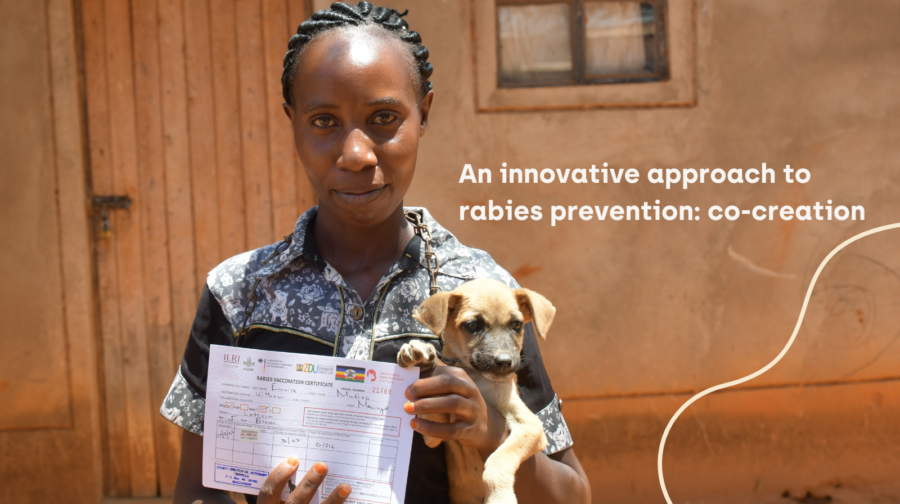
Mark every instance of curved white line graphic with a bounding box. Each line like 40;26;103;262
658;223;900;504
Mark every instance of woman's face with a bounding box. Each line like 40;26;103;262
284;28;433;228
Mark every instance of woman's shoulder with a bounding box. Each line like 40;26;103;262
206;208;316;321
413;206;520;290
203;240;288;325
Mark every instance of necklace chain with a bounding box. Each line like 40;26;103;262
405;210;442;295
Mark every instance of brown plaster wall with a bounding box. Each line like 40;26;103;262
401;0;900;501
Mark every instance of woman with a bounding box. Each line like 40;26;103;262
161;3;590;503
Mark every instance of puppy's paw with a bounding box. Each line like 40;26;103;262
419;413;449;448
397;339;438;370
484;489;517;504
423;435;442;448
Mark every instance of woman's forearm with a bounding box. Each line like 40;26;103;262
514;448;592;504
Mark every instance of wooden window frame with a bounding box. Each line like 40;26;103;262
495;0;669;88
472;0;696;111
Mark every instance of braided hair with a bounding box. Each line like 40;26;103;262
282;1;434;106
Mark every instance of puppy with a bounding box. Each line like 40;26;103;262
397;278;555;504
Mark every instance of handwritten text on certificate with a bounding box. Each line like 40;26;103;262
203;345;420;504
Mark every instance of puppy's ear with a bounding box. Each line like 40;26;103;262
412;292;460;336
514;289;556;340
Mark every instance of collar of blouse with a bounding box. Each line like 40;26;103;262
206;206;520;359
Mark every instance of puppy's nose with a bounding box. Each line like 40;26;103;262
493;353;514;372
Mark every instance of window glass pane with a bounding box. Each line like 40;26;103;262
498;3;572;85
584;1;656;76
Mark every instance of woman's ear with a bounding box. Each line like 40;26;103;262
419;90;434;137
282;102;295;123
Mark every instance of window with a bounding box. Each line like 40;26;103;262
497;0;668;87
471;0;695;111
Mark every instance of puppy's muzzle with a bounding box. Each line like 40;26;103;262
493;353;515;374
472;351;519;377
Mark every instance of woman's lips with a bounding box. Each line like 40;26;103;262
333;185;387;204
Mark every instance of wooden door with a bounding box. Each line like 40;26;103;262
80;0;313;497
0;0;103;503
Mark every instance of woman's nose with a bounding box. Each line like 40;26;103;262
336;128;377;172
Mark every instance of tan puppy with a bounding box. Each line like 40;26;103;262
397;278;555;504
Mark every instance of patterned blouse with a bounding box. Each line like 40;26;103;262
159;206;573;502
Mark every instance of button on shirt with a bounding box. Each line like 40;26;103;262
159;206;573;503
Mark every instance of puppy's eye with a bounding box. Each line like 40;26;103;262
510;321;523;331
464;321;480;332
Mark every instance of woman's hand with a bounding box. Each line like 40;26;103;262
257;459;352;504
403;366;509;460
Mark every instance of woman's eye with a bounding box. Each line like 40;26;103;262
372;112;397;125
311;116;336;128
465;321;479;332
